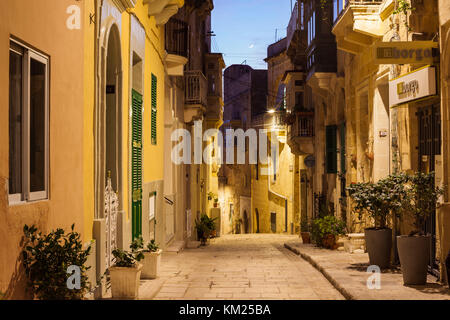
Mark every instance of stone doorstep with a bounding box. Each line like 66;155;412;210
284;242;450;301
165;241;186;253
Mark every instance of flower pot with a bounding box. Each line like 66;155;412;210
142;250;162;279
397;235;430;285
301;232;311;244
364;228;392;269
109;263;142;299
213;202;218;208
321;234;336;249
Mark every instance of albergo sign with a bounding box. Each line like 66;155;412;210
374;41;438;65
389;66;437;107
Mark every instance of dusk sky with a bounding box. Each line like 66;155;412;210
212;0;293;70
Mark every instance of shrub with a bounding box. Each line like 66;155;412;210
311;216;346;247
407;171;444;235
195;214;217;240
22;224;91;300
347;173;410;229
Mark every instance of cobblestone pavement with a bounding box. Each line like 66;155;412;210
139;234;344;300
285;241;450;300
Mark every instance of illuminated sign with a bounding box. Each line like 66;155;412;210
389;66;436;107
374;41;438;65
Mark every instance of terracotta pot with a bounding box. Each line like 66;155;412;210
322;234;336;249
142;250;162;279
214;202;218;208
301;232;311;244
397;235;430;285
109;264;142;299
365;228;392;269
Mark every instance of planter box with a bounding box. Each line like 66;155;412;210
142;250;162;279
301;232;311;244
109;264;142;299
397;235;430;285
365;228;392;269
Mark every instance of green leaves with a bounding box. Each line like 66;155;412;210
195;214;217;238
22;224;91;300
311;216;346;247
347;172;444;232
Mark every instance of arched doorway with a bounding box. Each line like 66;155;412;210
255;208;260;233
95;22;123;268
243;210;249;234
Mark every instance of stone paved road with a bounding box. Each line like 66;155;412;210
141;234;344;300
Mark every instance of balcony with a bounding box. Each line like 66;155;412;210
165;18;188;76
184;70;207;123
332;0;387;54
205;53;226;126
143;0;184;25
286;1;307;67
286;112;315;155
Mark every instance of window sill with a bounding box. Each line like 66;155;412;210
8;198;49;207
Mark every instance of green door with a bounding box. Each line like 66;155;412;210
132;89;143;239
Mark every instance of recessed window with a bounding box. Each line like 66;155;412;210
9;40;49;204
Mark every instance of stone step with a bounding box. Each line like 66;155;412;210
165;241;185;253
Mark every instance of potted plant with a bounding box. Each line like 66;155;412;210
130;237;162;279
22;224;92;300
300;219;311;244
311;215;346;250
397;172;444;285
213;197;219;208
109;238;144;299
347;174;408;269
207;192;215;201
142;239;162;279
195;214;217;245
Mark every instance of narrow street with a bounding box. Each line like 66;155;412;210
141;234;344;300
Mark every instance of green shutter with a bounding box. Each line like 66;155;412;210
132;89;143;239
151;74;157;145
326;125;338;174
340;122;346;174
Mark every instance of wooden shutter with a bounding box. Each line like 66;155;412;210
151;74;157;145
340;122;346;174
326;125;338;174
132;89;143;239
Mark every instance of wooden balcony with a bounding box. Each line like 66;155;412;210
165;18;188;57
287;112;315;155
184;70;207;123
164;18;188;76
286;1;307;67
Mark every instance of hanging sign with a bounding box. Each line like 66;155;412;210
374;41;438;65
389;66;436;107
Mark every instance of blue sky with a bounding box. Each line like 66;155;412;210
211;0;293;70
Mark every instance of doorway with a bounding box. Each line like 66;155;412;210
97;23;123;266
417;104;441;273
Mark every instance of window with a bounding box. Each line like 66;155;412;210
326;125;338;174
295;91;304;110
9;40;49;203
151;74;157;145
334;0;345;22
300;2;305;30
307;4;316;46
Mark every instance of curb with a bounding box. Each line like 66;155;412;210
284;243;356;300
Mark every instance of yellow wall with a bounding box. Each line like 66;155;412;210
83;0;95;242
0;0;85;297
